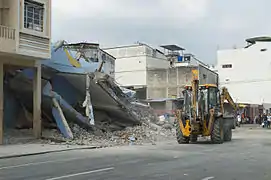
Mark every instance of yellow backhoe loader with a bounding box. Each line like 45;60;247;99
175;69;238;144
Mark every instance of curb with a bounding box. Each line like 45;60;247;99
0;146;100;160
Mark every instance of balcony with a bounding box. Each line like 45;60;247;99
0;25;16;53
0;25;51;60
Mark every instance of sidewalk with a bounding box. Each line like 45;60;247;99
0;144;97;159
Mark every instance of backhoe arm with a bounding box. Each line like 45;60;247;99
220;87;237;114
191;69;199;120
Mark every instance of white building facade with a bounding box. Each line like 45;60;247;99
104;44;169;87
216;37;271;106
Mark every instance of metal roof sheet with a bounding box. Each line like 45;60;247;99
42;46;102;74
160;45;185;51
246;36;271;44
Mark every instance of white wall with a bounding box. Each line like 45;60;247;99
217;42;271;104
146;56;169;69
104;45;147;86
104;44;168;86
114;56;147;86
143;44;169;69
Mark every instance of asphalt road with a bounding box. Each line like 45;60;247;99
1;125;271;180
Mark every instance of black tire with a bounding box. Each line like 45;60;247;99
190;134;198;143
175;119;190;144
232;118;236;129
211;118;224;144
223;126;232;142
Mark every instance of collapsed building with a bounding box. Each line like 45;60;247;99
3;41;168;145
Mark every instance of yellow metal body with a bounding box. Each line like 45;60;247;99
64;48;82;68
191;69;199;127
185;84;218;89
182;120;191;137
220;87;238;115
175;110;191;137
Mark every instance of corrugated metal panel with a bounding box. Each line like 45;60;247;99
19;32;50;57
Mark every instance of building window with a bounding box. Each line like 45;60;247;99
222;64;232;68
24;0;44;32
184;55;191;62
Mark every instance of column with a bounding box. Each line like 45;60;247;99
0;62;3;144
33;63;41;138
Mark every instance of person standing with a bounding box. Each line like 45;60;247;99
259;114;263;125
267;113;271;128
263;113;268;128
237;114;241;127
254;115;257;124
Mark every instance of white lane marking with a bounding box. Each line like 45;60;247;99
0;157;88;170
45;167;114;180
202;177;215;180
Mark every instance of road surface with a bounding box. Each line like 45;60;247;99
1;126;271;180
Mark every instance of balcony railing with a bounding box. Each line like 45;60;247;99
0;25;51;59
0;25;15;40
0;25;16;53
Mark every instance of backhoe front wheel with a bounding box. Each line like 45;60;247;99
175;119;190;144
211;118;224;144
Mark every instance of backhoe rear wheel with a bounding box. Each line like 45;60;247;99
211;118;224;144
223;126;232;142
175;119;190;144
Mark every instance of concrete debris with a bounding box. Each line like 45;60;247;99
162;123;173;130
3;121;174;147
130;102;158;123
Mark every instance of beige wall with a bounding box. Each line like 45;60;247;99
146;67;195;99
146;66;218;99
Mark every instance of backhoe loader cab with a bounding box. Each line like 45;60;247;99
175;71;236;144
182;84;220;116
199;84;220;110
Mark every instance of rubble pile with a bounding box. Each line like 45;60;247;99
130;102;158;123
4;66;175;146
41;122;175;147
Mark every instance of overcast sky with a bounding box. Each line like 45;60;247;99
52;0;270;64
